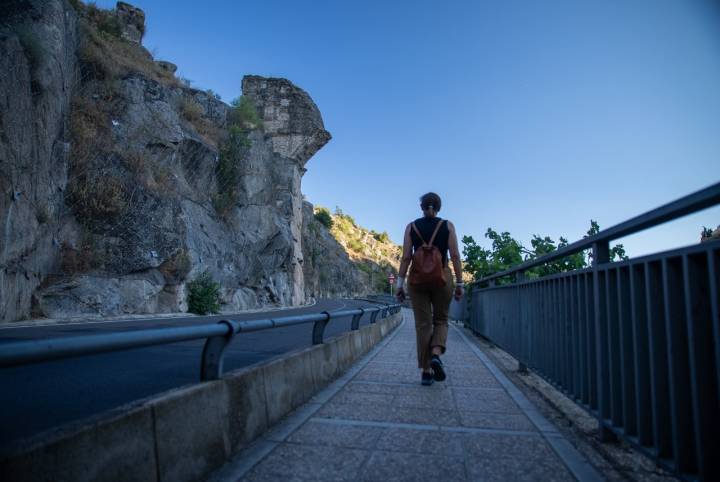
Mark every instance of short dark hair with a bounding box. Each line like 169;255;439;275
419;192;441;212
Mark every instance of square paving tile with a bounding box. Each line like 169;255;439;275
447;374;502;389
458;410;536;431
355;368;420;384
391;391;454;408
452;388;521;414
330;390;396;406
360;451;467;481
287;420;384;449
346;381;443;397
461;432;554;459
464;452;573;481
242;443;369;482
316;403;460;427
375;427;464;455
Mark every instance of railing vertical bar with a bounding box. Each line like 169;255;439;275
529;282;535;369
547;279;552;377
607;268;622;427
618;266;636;436
559;277;565;386
709;248;720;430
555;278;562;388
578;273;589;406
646;260;672;459
563;276;571;393
662;257;695;473
566;275;573;394
683;252;719;479
523;282;530;366
571;274;579;400
630;263;653;446
588;270;598;413
595;265;611;433
541;280;548;375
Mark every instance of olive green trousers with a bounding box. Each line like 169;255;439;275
408;267;454;369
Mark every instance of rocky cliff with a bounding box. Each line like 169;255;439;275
302;205;401;300
0;0;398;323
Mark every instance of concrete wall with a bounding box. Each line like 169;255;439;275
0;312;403;482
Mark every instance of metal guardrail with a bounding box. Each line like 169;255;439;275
0;304;401;381
466;182;720;481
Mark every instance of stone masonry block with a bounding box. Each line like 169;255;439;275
261;348;316;426
152;381;231;482
224;367;269;452
308;340;339;388
0;404;156;482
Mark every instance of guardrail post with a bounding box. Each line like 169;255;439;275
200;320;238;381
312;311;331;345
370;309;380;324
351;309;364;330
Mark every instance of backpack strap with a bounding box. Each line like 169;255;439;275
427;220;446;246
411;220;446;247
411;223;427;246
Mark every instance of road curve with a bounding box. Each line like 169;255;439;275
0;298;387;449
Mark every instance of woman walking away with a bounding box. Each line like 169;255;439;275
396;192;464;386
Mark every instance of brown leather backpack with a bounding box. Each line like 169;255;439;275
408;220;447;289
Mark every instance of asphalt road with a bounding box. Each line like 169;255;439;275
0;298;387;449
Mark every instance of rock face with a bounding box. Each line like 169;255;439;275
0;0;342;322
116;1;145;43
0;0;79;322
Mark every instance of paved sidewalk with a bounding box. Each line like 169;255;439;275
212;309;601;481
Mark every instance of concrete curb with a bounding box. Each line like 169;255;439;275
0;312;403;482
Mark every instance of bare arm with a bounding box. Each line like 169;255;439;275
396;224;412;301
447;221;463;282
448;221;464;300
399;224;412;278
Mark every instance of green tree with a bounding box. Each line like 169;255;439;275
462;220;629;284
585;219;629;262
461;235;492;280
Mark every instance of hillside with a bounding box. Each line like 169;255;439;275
302;206;400;300
0;0;388;321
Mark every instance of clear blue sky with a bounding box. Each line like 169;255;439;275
98;0;720;258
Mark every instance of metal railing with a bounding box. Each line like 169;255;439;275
466;181;720;481
0;304;401;381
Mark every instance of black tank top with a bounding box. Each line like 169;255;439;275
410;217;450;266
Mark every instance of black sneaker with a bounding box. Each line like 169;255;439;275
421;372;434;386
431;355;446;382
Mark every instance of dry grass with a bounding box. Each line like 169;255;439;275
179;96;224;146
67;174;128;220
180;97;203;123
158;249;192;284
123;151;176;197
78;15;177;87
69;92;113;165
60;235;103;275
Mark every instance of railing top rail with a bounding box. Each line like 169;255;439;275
477;181;720;283
0;304;400;369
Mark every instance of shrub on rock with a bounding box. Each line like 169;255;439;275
187;271;220;315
